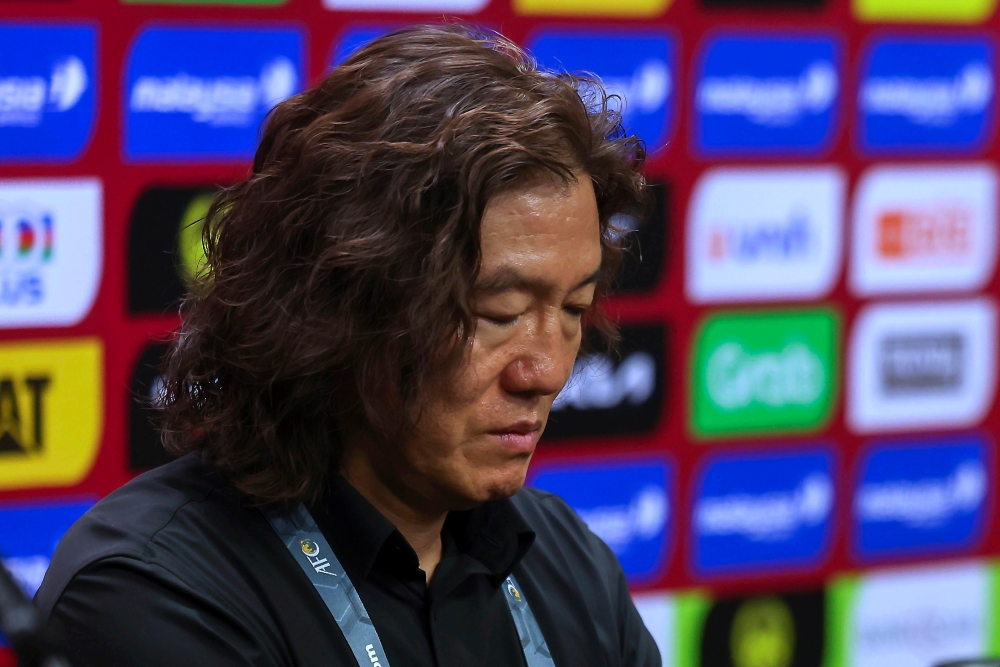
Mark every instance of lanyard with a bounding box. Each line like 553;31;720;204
266;503;556;667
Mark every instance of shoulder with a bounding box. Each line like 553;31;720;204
34;453;257;619
510;486;621;580
511;486;606;551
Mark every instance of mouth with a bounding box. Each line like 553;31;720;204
487;420;543;454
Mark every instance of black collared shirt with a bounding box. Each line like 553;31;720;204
34;454;659;667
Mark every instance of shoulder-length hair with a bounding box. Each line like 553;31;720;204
158;24;647;505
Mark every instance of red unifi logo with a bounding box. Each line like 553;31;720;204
877;206;971;260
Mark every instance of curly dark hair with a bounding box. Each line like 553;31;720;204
158;24;647;505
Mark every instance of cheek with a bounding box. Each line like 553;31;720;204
413;351;505;445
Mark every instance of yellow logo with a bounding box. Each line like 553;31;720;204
730;596;795;667
300;540;320;557
854;0;996;23
507;582;522;602
176;191;214;286
0;339;103;491
514;0;670;17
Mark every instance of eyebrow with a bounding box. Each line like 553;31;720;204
473;266;602;296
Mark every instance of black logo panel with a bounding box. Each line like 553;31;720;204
616;182;667;294
128;187;217;315
700;590;824;667
129;342;174;471
543;324;666;440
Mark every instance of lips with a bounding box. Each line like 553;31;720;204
488;420;543;454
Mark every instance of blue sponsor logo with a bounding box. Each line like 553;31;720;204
854;436;989;560
125;27;303;161
0;499;92;645
330;26;393;68
529;31;676;153
531;457;671;582
0;24;96;162
695;34;840;155
859;38;994;153
693;447;834;575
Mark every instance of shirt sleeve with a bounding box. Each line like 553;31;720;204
47;558;286;667
611;561;661;667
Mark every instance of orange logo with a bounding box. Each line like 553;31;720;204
877;207;971;260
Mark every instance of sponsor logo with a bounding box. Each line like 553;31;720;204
695;35;840;155
128;187;216;314
325;0;485;15
330;27;394;68
545;324;665;440
299;539;337;576
691;309;838;438
687;166;844;303
0;178;102;328
0;24;95;162
859;39;994;153
0;339;102;490
831;562;991;667
0;500;93;598
365;644;383;667
847;299;996;433
530;457;672;582
529;32;675;152
854;436;989;560
129;341;173;471
613;182;667;294
850;164;997;296
693;448;834;575
125;28;302;160
515;0;670;17
699;590;824;667
631;592;676;665
124;0;286;6
853;0;996;25
704;0;821;6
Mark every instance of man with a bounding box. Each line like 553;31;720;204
35;25;657;667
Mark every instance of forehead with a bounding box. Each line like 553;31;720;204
478;175;602;284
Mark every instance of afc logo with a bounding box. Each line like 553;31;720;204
299;539;337;577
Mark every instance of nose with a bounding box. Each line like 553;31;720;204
499;314;577;398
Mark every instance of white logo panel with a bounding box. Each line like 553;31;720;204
850;561;989;667
0;178;102;328
631;591;675;666
686;166;844;303
847;299;997;434
850;164;998;296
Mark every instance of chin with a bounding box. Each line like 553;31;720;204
474;465;529;503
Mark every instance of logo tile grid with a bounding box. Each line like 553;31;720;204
7;11;1000;618
684;32;1000;588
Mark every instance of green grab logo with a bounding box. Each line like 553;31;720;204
691;308;839;439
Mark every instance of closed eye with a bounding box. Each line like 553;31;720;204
480;313;520;328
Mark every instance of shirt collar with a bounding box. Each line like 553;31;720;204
311;474;535;584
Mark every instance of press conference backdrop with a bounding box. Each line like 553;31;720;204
1;0;999;664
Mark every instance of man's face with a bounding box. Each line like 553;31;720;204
397;173;603;510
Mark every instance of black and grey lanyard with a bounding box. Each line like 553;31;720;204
266;504;556;667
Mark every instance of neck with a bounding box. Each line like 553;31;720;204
340;447;447;583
